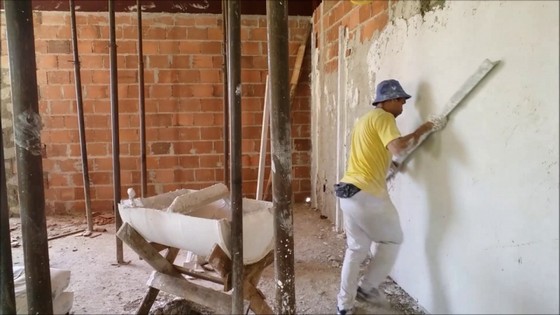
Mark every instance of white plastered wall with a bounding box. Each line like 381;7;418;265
311;1;559;313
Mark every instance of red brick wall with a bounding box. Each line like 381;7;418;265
0;11;311;215
313;0;390;74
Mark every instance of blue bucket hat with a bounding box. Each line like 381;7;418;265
372;79;411;105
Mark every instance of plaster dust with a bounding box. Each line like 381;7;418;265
8;204;424;314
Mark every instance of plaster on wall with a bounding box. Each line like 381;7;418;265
312;0;559;313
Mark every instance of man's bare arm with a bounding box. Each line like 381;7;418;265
386;121;434;161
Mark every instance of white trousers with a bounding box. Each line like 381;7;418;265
337;191;403;310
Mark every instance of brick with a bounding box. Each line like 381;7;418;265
292;124;311;138
80;55;107;69
142;26;167;40
167;27;187;40
150;85;173;98
159;42;180;54
40;13;68;25
85;85;109;99
242;42;261;56
87;143;108;156
200;155;222;168
293;139;311;151
187;27;208;40
200;99;222;112
117;41;137;54
177;127;201;141
179;41;202;54
87;15;108;26
249;28;267;41
157;128;179;141
121;25;137;39
195;168;215;182
40;85;64;100
191;141;214;154
48;100;74;119
177;113;194;126
124;55;139;69
120;157;139;170
148;55;170;69
157;156;179;169
199;70;221;83
242;167;258;179
151;142;171;155
78;25;101;39
154;169;176;183
91;40;109;54
119;129;139;142
242;126;262;139
157;70;199;84
292;111;311;124
292;152;311;165
115;15;132;25
294;166;310;179
157;100;178;112
208;28;223;40
47;71;71;84
191;113;215;126
372;0;389;15
94;185;113;200
361;12;388;42
34;25;61;39
170;56;190;68
325;60;337;74
118;70;138;84
191;85;214;97
88;130;111;143
179;156;200;168
47;40;71;54
192;55;213;68
46;144;69;158
241;70;262;83
142;41;159;54
200;42;222;55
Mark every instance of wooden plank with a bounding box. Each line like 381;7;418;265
148;272;232;314
116;223;180;276
335;25;347;232
256;75;271;200
244;282;272;314
243;251;274;314
174;265;224;285
207;243;233;291
137;248;180;314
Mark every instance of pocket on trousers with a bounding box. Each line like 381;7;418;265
334;182;361;198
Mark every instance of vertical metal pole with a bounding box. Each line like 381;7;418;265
227;0;243;313
137;0;148;197
4;0;53;313
69;0;94;234
221;0;230;188
108;0;124;263
266;0;296;313
1;118;16;315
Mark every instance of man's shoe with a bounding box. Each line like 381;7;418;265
336;306;353;315
356;286;384;304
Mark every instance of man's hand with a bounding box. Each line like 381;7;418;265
428;115;447;131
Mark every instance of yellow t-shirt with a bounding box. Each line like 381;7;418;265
340;108;401;197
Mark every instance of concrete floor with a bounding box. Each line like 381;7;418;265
7;204;425;314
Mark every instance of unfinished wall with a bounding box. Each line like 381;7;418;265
312;0;558;314
0;10;312;215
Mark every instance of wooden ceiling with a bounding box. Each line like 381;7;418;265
0;0;320;16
